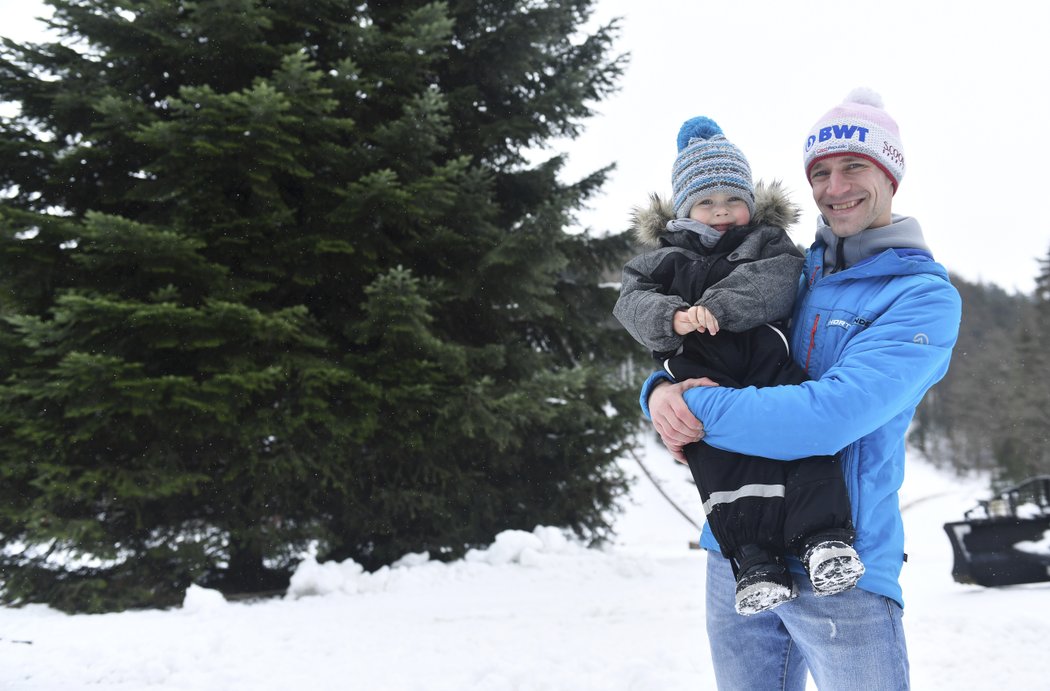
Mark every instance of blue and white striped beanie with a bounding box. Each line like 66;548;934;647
671;116;754;219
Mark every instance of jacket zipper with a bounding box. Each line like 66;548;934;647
804;313;820;373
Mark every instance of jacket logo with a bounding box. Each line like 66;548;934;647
913;333;929;345
805;124;870;151
828;316;872;330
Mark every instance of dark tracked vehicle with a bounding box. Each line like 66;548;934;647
944;476;1050;587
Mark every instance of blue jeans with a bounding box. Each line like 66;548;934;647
705;553;909;690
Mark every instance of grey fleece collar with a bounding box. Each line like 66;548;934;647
817;214;929;274
666;218;724;248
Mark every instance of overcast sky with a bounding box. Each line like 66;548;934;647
558;0;1050;296
3;0;1048;294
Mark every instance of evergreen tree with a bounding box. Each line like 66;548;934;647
909;265;1050;484
996;248;1050;481
909;274;1026;474
0;0;637;612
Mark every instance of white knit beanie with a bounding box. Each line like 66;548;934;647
802;88;905;192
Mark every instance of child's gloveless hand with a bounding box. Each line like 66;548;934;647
673;305;720;336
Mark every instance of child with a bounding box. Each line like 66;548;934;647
613;117;865;615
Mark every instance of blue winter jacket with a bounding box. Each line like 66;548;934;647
641;233;962;607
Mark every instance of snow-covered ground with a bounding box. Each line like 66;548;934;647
3;434;1049;690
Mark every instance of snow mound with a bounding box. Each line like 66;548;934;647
286;526;581;600
466;526;574;566
181;584;227;613
286;555;365;599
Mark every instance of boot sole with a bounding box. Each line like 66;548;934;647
809;546;866;597
735;580;797;616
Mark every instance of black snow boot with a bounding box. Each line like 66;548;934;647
731;544;797;616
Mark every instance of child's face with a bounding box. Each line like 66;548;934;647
688;192;751;233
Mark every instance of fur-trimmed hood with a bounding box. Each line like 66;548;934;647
629;179;801;247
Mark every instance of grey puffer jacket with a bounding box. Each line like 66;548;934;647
614;180;803;355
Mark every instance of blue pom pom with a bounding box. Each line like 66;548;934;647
676;116;723;151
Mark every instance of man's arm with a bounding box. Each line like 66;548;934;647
675;279;961;459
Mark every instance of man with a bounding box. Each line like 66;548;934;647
642;88;961;690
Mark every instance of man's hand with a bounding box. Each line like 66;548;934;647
649;377;719;463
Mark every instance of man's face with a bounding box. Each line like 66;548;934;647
808;156;894;238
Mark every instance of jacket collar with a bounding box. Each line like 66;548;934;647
816;214;931;275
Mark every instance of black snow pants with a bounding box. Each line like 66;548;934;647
664;322;854;571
